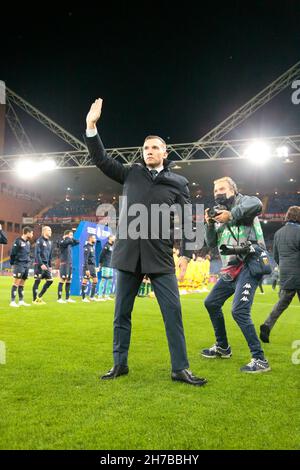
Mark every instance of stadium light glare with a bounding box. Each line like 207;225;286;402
244;141;271;165
276;146;289;158
15;158;57;179
15;159;41;179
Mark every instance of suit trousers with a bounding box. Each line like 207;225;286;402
264;289;300;330
113;269;189;372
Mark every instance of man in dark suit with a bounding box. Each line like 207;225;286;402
260;206;300;343
85;98;206;386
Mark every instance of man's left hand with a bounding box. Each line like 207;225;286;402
214;210;232;224
178;257;189;282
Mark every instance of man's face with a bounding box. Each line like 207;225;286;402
43;227;52;238
89;235;96;245
68;232;73;239
143;138;167;169
214;181;235;199
25;231;34;240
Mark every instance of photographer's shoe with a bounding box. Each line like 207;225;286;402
201;344;232;359
240;358;271;373
260;324;270;343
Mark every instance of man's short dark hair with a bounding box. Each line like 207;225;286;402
144;135;167;148
64;230;73;236
285;206;300;223
23;226;33;234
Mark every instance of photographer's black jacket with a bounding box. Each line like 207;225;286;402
273;222;300;290
85;133;194;273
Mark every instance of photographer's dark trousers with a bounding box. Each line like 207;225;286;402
204;265;264;360
113;269;189;372
263;289;300;331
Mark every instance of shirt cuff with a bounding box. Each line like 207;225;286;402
86;128;98;137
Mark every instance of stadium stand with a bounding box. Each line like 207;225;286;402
44;198;99;217
266;193;300;213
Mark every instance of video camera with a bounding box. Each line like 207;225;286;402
219;241;255;257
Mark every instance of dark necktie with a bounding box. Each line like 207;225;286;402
149;169;158;180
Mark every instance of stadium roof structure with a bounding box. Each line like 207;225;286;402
1;148;299;198
0;60;300;197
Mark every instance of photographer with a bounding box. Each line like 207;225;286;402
201;177;271;373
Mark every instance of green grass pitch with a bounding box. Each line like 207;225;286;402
0;276;299;450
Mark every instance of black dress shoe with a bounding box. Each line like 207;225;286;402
260;324;270;343
101;365;129;380
171;369;207;386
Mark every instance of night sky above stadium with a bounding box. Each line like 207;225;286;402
1;2;300;153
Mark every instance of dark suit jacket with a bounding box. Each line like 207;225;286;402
85;133;194;273
0;229;7;245
273;222;300;290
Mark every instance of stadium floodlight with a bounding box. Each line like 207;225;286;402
244;141;271;165
276;146;289;158
15;157;57;179
15;159;41;179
